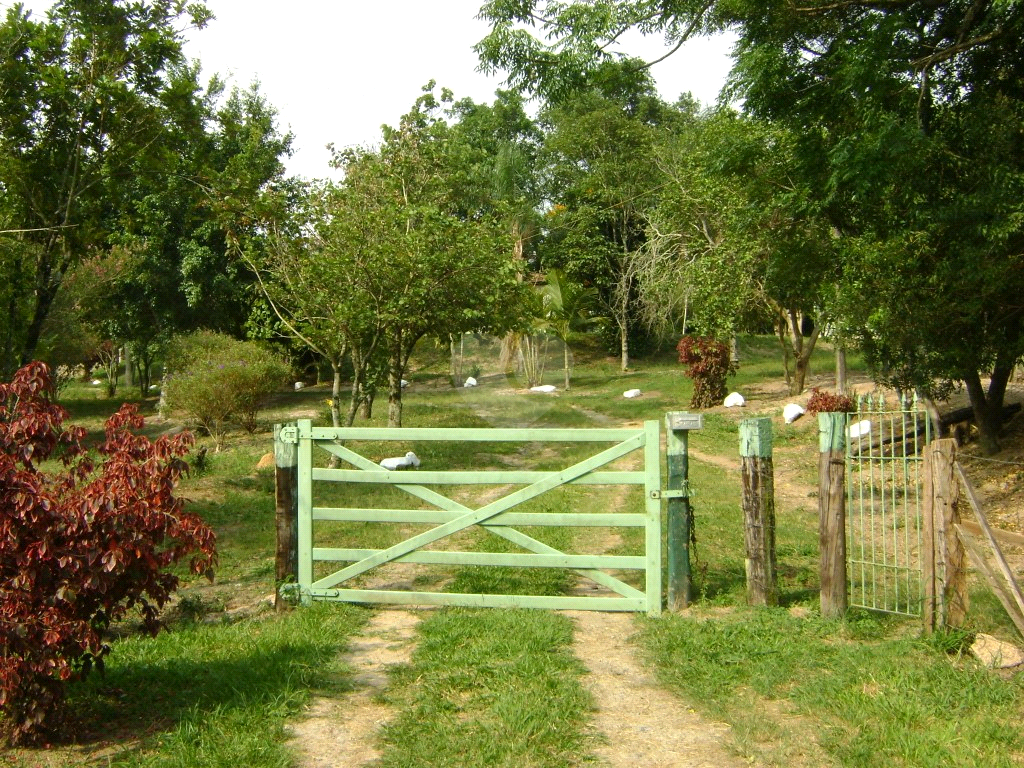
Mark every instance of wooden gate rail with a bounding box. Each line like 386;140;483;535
280;419;663;615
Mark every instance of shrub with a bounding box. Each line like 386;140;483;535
163;332;288;447
676;336;738;409
0;362;216;743
806;388;856;415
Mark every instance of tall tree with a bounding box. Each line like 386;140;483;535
0;0;215;371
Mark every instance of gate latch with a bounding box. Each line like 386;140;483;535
279;426;299;444
656;485;693;500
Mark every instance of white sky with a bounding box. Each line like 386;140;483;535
9;0;736;180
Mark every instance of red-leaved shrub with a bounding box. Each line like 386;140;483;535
676;336;738;409
0;362;216;743
806;388;856;415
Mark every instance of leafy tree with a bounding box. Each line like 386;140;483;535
0;362;216;743
540;269;601;390
539;61;673;371
0;0;214;371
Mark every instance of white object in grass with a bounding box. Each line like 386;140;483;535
91;379;102;386
380;451;420;471
401;379;410;388
623;389;642;398
848;419;872;439
724;392;745;408
530;384;557;393
294;381;304;390
463;376;477;388
783;403;805;424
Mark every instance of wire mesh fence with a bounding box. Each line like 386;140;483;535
846;393;931;616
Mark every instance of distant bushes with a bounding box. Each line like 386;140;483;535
806;388;855;415
163;332;288;447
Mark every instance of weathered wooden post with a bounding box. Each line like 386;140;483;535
818;412;847;618
740;417;778;606
922;439;967;632
665;411;704;611
274;422;299;611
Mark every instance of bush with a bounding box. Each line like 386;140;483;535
0;362;216;743
806;388;856;415
676;336;738;409
163;332;289;447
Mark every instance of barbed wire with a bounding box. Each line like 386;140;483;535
961;454;1024;468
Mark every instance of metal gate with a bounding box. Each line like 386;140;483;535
846;394;931;616
282;419;663;615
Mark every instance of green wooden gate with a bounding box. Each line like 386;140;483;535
281;419;663;615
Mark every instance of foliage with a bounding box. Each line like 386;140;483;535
805;388;854;416
0;362;216;743
163;332;288;446
676;336;736;409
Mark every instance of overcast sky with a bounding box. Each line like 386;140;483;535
10;0;736;180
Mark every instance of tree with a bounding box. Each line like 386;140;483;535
539;61;672;371
0;362;216;743
0;0;214;371
479;1;1024;450
540;269;600;390
257;86;527;428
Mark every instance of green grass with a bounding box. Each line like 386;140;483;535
376;608;593;768
16;334;1021;768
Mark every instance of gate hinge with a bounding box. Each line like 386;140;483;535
657;486;693;500
279;426;299;444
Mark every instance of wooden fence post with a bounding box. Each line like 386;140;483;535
740;417;778;606
818;412;847;618
922;438;967;632
274;423;299;611
666;412;704;611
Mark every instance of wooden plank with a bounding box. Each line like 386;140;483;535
313;434;646;589
960;520;1024;549
274;423;299;611
312;548;646;570
955;525;1024;638
313;508;649;526
644;419;663;616
311;468;646;485
955;463;1024;621
296;419;314;603
306;588;646;612
310;426;644;442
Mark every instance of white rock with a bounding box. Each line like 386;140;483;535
724;392;745;408
380;451;421;471
971;633;1024;669
293;381;304;390
401;379;410;388
91;379;102;386
623;389;642;398
848;419;872;439
463;376;477;388
530;384;557;393
783;403;805;424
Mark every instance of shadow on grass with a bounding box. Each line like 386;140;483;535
63;604;368;756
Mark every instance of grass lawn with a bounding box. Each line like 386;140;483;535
6;336;1023;767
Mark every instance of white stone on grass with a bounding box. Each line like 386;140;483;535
724;392;745;408
623;389;642;399
783;403;805;423
530;384;557;393
380;451;421;471
848;419;872;439
463;376;477;388
294;381;304;390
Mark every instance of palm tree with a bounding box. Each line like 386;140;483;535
540;270;601;390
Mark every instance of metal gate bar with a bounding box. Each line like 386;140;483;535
847;394;930;616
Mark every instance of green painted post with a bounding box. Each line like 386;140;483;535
665;412;703;611
818;412;847;618
274;423;299;610
644;420;663;616
740;417;777;606
296;419;314;606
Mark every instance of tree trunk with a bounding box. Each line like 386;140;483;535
360;391;374;420
563;343;571;390
330;360;343;428
836;345;848;395
964;370;1001;455
619;317;630;372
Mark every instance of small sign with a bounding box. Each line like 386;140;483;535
666;412;704;431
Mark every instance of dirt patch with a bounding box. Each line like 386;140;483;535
570;611;748;768
287;609;421;768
